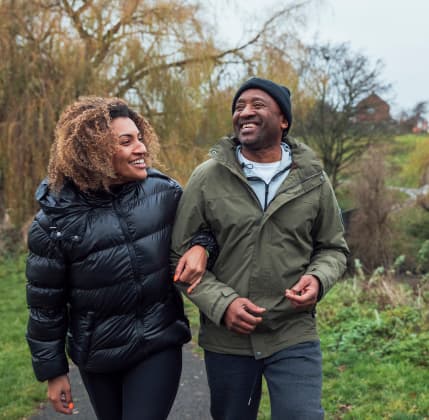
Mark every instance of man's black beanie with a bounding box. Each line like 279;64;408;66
231;77;293;133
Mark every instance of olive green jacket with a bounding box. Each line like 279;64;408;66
171;136;349;359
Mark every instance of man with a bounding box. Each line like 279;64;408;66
171;77;349;420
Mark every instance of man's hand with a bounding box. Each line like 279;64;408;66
47;374;74;415
174;245;208;294
223;297;266;334
285;274;320;308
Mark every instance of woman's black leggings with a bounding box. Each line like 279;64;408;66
79;347;182;420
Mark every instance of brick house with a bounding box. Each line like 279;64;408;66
356;93;391;123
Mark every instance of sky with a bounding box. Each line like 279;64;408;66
212;0;429;117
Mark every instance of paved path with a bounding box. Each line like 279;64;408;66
30;343;211;420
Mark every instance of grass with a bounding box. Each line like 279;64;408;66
0;254;46;419
184;273;429;419
319;278;429;419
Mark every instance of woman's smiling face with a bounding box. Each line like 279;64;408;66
111;117;148;184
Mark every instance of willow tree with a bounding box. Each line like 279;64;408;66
0;0;312;226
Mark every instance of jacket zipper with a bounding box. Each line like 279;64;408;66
245;163;293;211
113;202;140;281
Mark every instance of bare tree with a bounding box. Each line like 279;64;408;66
293;43;391;189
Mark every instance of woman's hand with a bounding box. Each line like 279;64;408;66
174;245;208;294
47;374;74;415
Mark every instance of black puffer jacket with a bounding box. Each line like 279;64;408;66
26;169;191;381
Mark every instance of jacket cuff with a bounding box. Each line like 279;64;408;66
210;290;240;326
190;230;219;270
316;278;324;301
306;269;326;301
33;357;69;382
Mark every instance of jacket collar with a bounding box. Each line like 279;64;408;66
209;136;323;180
35;168;166;214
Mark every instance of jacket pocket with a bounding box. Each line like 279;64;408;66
68;311;95;366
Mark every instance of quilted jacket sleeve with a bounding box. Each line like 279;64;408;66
189;229;219;270
25;211;69;382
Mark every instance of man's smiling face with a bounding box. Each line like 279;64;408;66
232;88;288;152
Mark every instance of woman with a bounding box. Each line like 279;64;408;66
26;97;216;419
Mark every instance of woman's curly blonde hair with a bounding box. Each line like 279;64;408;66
48;96;160;192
